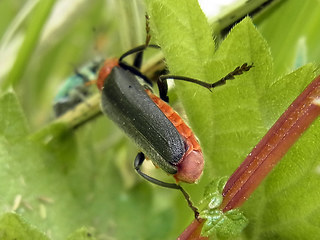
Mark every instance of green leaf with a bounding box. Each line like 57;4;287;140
146;0;214;80
146;0;320;239
0;90;175;239
2;0;320;239
0;90;29;141
0;213;49;240
257;0;320;74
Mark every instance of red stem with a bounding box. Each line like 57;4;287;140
177;218;208;240
221;75;320;212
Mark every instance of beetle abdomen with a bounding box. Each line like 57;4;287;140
146;90;204;183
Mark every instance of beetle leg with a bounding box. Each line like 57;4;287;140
210;63;254;89
118;38;161;87
134;152;180;189
133;51;144;69
157;77;169;102
145;13;151;47
119;44;161;87
159;63;254;91
119;44;160;63
134;152;200;219
132;14;152;69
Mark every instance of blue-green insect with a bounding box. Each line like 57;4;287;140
53;60;102;117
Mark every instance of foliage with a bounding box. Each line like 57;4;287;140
0;0;320;239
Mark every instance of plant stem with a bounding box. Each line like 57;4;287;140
221;75;320;212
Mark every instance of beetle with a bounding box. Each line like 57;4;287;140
53;60;102;117
96;44;253;218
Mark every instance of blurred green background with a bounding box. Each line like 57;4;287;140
0;0;320;239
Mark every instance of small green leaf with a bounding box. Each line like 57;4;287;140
202;209;248;240
199;178;248;240
0;213;49;240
